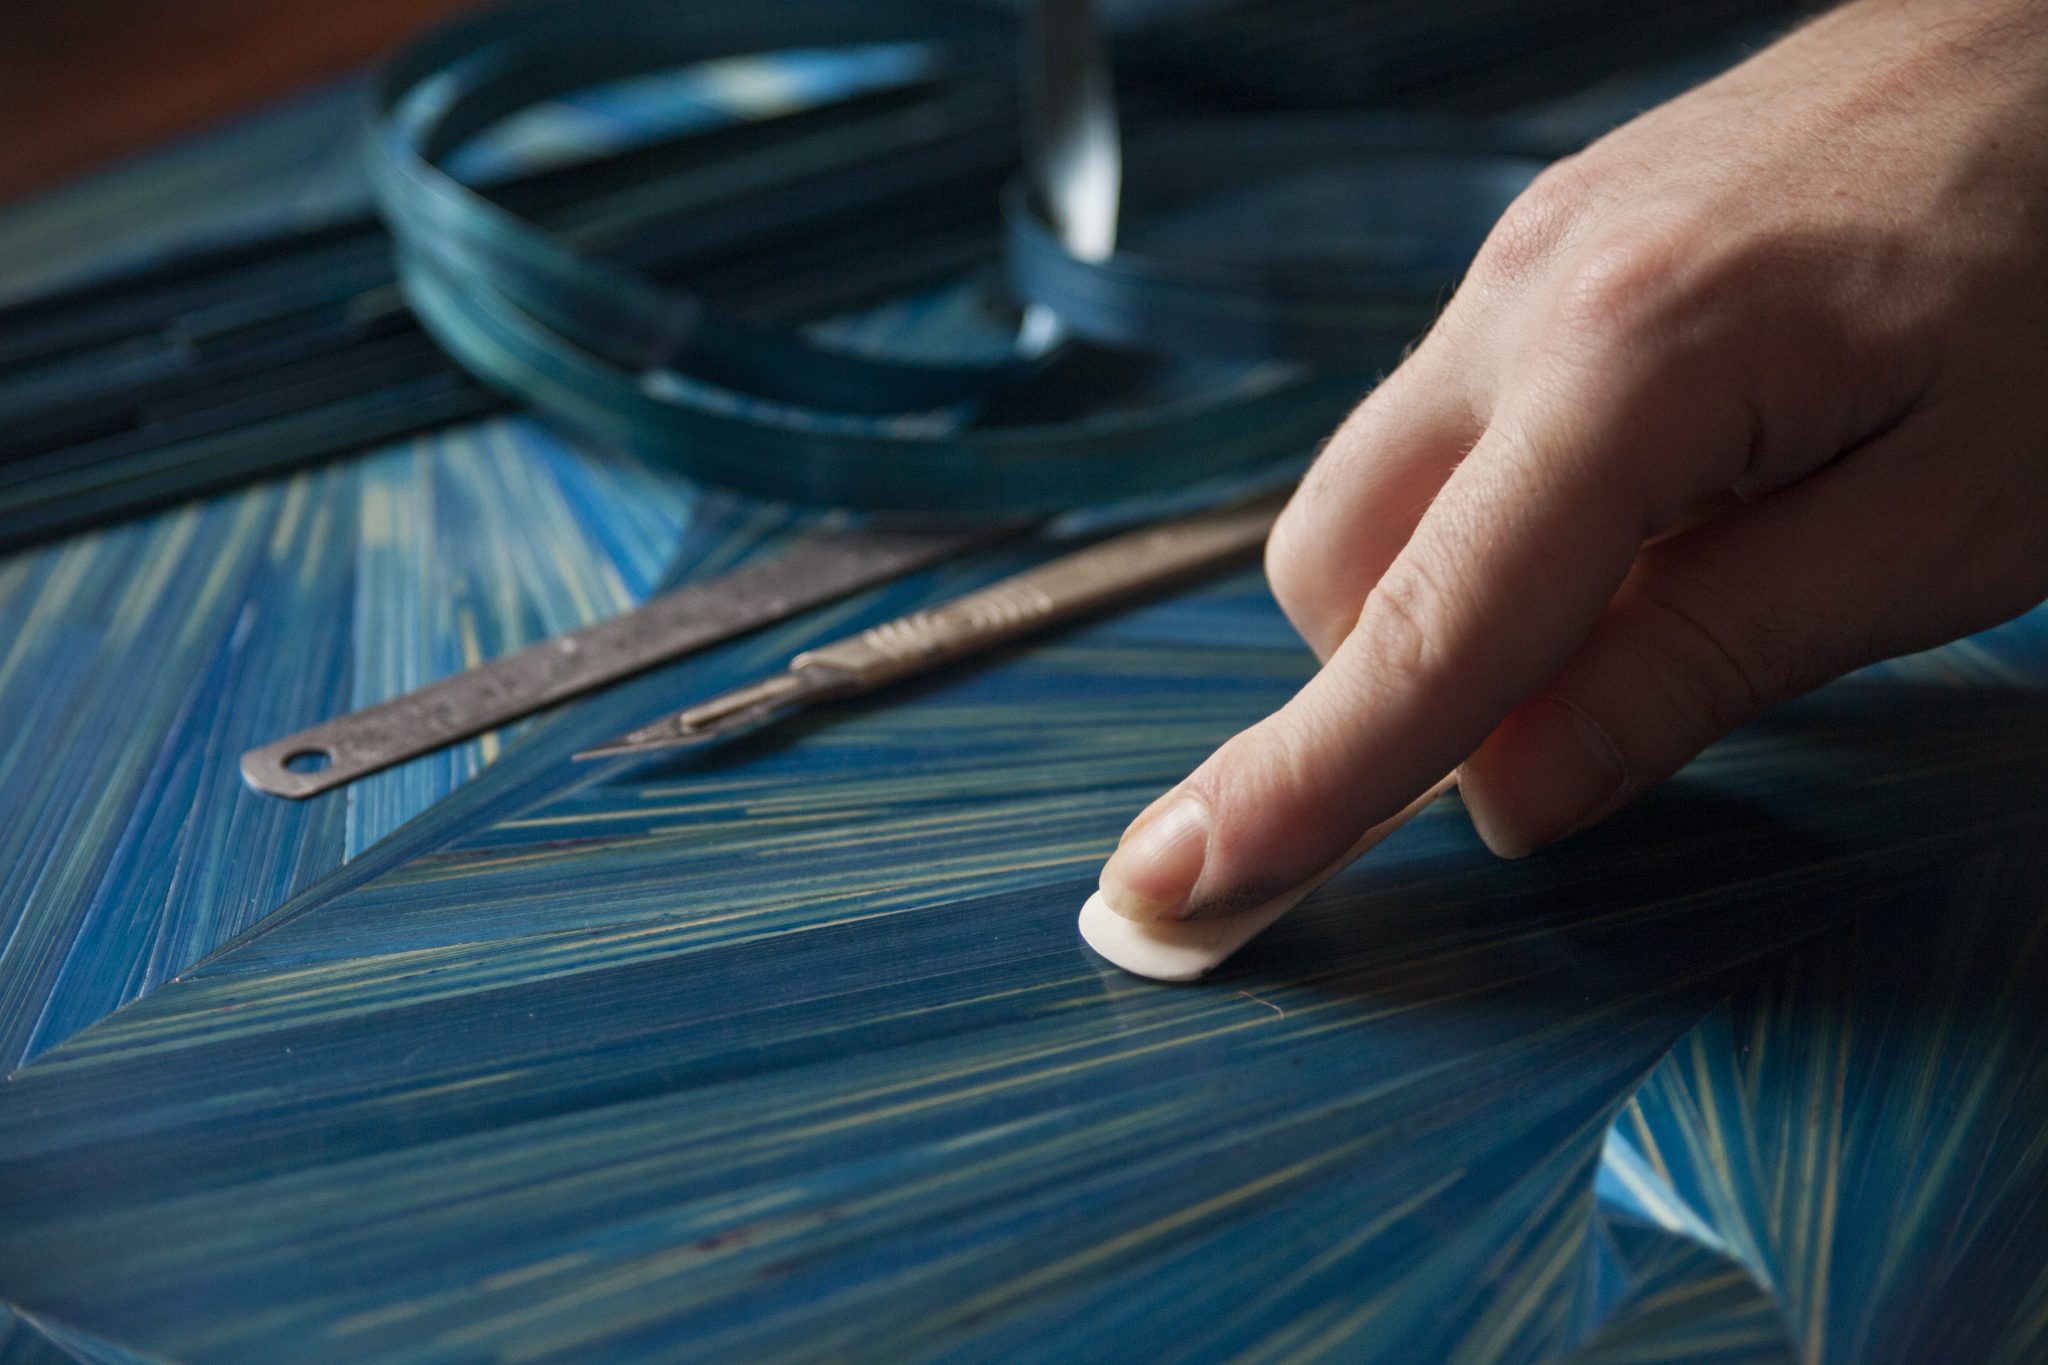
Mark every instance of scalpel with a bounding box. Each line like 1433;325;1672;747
577;491;1286;760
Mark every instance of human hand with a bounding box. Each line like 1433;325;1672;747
1098;0;2048;923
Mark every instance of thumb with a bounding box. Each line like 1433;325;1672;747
1460;428;2002;857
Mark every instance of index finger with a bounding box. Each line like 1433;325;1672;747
1097;361;1755;922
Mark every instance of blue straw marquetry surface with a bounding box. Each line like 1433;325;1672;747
1;34;2045;1365
1;567;2043;1361
0;420;700;1071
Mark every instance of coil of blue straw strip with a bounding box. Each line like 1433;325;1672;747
367;0;1555;512
0;0;1784;545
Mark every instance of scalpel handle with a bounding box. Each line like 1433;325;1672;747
792;491;1286;692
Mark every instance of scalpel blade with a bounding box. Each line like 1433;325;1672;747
241;521;1018;798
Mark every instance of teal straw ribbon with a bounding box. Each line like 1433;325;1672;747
369;0;1538;511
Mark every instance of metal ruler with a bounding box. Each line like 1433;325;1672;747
241;522;1017;797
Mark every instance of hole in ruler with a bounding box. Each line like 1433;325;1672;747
283;748;333;775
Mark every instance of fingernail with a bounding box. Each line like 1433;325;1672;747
1100;792;1211;921
1464;696;1626;858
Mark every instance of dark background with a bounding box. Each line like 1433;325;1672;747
0;0;1805;207
0;0;489;204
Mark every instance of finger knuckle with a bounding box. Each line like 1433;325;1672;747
1540;222;1687;341
1356;558;1453;687
1471;159;1591;289
1210;712;1327;818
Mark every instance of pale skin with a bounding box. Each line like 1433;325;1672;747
1098;0;2048;923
